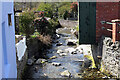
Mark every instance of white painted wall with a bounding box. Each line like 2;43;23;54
1;1;17;78
0;1;2;80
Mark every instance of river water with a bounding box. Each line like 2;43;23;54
25;27;112;79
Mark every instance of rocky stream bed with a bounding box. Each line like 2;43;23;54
23;26;115;79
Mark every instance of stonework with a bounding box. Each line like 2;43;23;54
17;50;28;79
101;37;120;77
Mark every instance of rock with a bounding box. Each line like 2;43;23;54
34;66;38;72
56;34;60;38
60;70;71;77
56;43;63;46
57;50;63;54
65;48;76;53
67;42;76;46
59;53;67;56
35;59;47;64
27;59;34;66
77;59;84;62
55;40;59;43
44;73;47;76
52;62;61;66
97;71;100;74
83;58;92;68
102;76;110;79
71;51;77;54
97;56;102;59
67;39;77;46
49;56;57;59
79;48;84;54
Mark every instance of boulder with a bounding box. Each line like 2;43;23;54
27;59;34;66
60;70;71;77
83;58;92;68
65;48;76;53
71;51;77;54
52;62;61;66
56;34;60;39
35;59;47;64
59;53;67;56
67;39;77;46
57;50;63;54
49;56;57;59
56;43;63;46
67;42;76;46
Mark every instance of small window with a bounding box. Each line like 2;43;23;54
8;14;12;26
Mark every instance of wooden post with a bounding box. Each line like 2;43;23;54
112;19;120;42
112;23;116;43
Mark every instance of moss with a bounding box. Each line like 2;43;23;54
84;55;96;68
100;62;111;77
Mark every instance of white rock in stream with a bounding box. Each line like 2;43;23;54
52;62;61;66
65;48;76;53
56;43;63;46
56;34;60;38
67;39;77;46
57;50;63;54
60;70;71;77
59;53;67;56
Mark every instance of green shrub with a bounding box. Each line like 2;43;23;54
63;10;69;20
37;3;53;18
58;2;71;18
19;11;35;37
33;17;50;34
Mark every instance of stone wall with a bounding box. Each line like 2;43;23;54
16;50;28;79
100;37;120;77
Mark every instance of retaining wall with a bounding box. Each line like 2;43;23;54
101;37;120;77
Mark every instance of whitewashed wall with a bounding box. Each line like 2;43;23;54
1;1;17;78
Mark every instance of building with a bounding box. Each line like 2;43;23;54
0;1;17;79
79;2;120;44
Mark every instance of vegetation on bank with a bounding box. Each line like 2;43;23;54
19;11;35;37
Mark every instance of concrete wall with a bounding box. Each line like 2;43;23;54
96;2;120;42
1;1;17;78
100;37;120;77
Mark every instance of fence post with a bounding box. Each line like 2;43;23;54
112;23;116;43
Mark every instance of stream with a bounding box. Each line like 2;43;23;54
25;26;112;79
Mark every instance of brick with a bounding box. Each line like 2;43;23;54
96;2;120;42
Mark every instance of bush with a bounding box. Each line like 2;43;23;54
33;17;50;34
58;2;71;18
63;10;69;20
19;11;35;37
37;3;53;18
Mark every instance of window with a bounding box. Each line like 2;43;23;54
8;14;12;26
